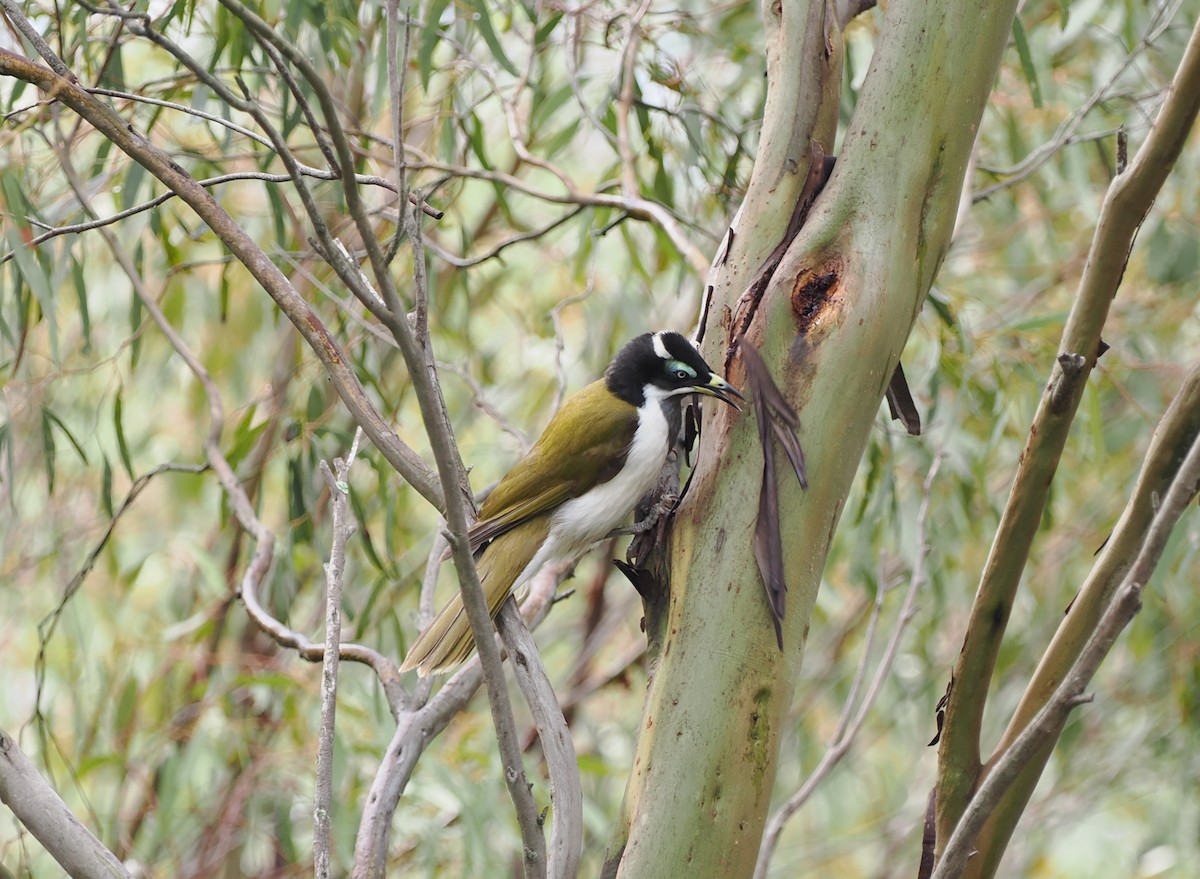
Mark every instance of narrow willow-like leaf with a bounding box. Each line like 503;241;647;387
40;408;56;494
355;573;391;640
529;82;575;133
115;676;139;734
44;408;89;465
534;11;564;45
71;256;91;353
468;0;520;77
349;485;389;576
114;391;135;479
101;455;114;518
120;158;148;213
0;423;11;512
2;174;59;364
419;0;454;89
1011;18;1043;108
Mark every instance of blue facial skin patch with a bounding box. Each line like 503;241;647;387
668;360;697;379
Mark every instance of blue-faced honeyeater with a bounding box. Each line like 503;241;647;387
400;331;742;676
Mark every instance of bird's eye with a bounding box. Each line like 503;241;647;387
666;359;697;381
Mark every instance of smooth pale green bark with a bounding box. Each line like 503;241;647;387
609;1;1019;877
603;0;841;871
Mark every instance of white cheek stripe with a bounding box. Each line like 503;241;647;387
652;332;670;360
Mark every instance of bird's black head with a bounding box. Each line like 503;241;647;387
605;331;743;409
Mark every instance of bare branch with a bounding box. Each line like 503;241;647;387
0;41;445;512
973;0;1183;202
932;428;1200;879
935;10;1200;839
52;131;409;716
314;436;361;879
496;602;584;879
0;729;133;879
351;562;571;879
352;663;482;879
615;0;654;200
550;283;595;413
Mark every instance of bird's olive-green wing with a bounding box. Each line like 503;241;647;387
468;380;639;551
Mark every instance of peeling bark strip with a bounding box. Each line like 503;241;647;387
918;789;938;879
886;362;922;436
726;144;834;374
739;339;809;650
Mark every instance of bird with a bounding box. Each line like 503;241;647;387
400;331;744;676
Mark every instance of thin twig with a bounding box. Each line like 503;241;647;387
549;281;595;414
313;434;361;879
496;602;584;879
437;360;532;451
253;34;341;171
415;205;586;268
351;561;572;879
403;159;710;274
32;463;207;732
973;0;1183;202
615;0;653;200
562;7;617;149
384;0;412;265
53;129;409;717
0;168;437;268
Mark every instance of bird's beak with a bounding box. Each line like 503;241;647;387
692;374;745;410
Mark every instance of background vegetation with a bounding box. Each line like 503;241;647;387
1;0;1197;876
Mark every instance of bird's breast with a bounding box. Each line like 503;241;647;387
549;400;672;557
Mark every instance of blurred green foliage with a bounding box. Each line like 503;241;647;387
0;0;1197;877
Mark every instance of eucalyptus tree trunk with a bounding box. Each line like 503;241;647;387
604;1;1020;876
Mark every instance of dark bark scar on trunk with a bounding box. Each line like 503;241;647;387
791;260;842;334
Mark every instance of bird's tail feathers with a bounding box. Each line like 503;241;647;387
401;517;550;676
399;581;532;677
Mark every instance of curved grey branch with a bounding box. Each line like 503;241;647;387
0;729;133;879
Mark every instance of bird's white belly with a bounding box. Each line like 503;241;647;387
546;400;670;564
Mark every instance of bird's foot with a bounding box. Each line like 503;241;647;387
627;491;680;534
